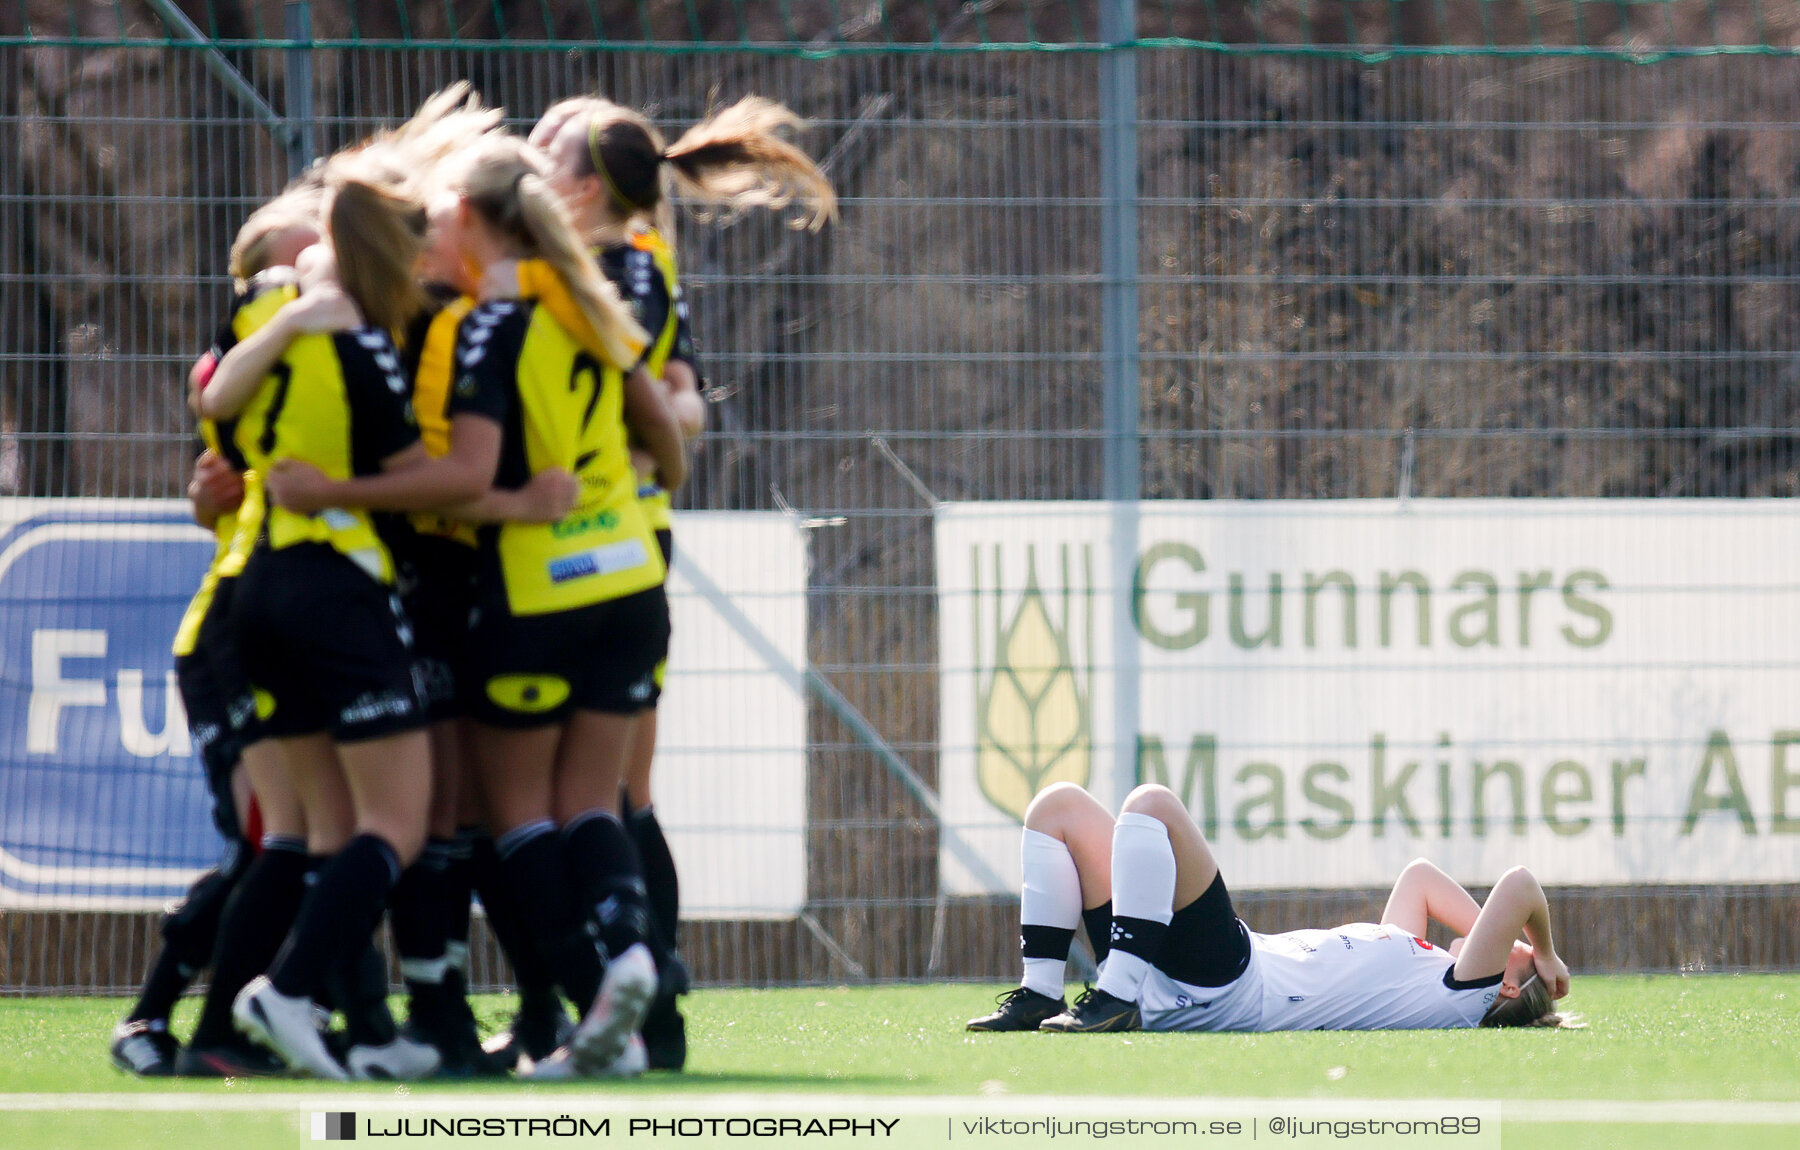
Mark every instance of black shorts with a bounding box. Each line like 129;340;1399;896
466;583;670;727
1154;873;1253;988
175;576;257;841
395;534;477;723
231;543;427;743
175;648;244;841
651;528;674;696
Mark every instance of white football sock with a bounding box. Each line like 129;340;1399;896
1093;812;1175;1002
1020;828;1082;998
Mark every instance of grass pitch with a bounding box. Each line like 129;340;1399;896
1;976;1797;1148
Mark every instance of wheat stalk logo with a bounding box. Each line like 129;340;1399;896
974;543;1093;822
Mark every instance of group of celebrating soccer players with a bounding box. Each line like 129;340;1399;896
108;83;834;1081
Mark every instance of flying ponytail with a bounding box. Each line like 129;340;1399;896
568;96;837;232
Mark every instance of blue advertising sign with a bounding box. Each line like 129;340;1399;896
0;502;220;908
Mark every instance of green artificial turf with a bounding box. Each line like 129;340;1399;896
0;977;1795;1148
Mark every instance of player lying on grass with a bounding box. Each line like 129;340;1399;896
968;782;1572;1033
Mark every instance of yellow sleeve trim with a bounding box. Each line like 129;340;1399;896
516;259;648;369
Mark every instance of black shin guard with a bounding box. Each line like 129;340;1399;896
127;947;193;1027
133;853;247;1022
390;838;456;1013
444;828;478;985
327;940;398;1048
472;830;560;1001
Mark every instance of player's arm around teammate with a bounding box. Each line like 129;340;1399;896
112;199;321;1078
528;94;838;1068
226;160;489;1081
422;132;689;1078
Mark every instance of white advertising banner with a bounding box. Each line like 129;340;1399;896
938;499;1800;892
0;500;809;917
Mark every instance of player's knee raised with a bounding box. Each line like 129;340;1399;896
1120;782;1179;815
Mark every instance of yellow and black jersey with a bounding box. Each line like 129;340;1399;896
599;228;695;379
230;325;420;585
598;228;695;535
171;274;298;658
448;298;664;616
400;285;478;547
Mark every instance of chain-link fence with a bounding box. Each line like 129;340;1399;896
4;2;1800;993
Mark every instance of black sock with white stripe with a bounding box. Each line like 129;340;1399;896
391;837;456;1016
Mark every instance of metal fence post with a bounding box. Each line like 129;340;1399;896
1100;0;1140;803
284;2;316;177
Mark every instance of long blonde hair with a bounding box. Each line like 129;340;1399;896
443;134;648;368
565;96;837;232
1479;975;1579;1029
323;154;426;336
380;82;505;196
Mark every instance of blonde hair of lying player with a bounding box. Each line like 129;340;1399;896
969;781;1572;1034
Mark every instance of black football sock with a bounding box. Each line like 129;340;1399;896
627;804;680;949
328;940;399;1048
190;835;308;1046
562;809;651;960
443;827;479;988
495;820;601;1008
268;834;401;1002
131;838;253;1024
472;829;559;1004
1082;901;1114;964
390;838;456;1017
127;947;192;1027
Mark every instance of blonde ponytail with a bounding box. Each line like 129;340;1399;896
448;135;649;368
662;97;837;230
324;158;427;336
563;95;837;233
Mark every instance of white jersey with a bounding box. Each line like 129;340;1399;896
1136;921;1501;1032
